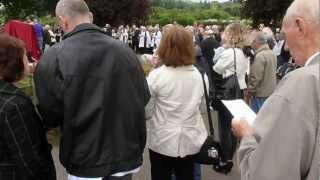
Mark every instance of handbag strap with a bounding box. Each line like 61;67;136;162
200;72;215;136
232;48;239;98
233;48;237;76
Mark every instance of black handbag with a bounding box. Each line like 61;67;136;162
214;49;241;100
194;69;221;165
194;67;234;174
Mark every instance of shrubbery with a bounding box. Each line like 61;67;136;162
40;15;56;26
149;2;240;26
0;1;242;27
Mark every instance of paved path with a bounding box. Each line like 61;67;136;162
53;110;240;180
51;110;240;180
52;146;240;180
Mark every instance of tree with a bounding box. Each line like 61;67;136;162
221;2;241;17
85;0;151;26
150;5;235;26
1;0;57;20
241;0;293;27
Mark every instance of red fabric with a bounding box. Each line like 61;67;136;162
3;20;41;61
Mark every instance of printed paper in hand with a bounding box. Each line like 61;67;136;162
221;99;256;126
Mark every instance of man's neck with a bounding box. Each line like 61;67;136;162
304;46;320;61
66;17;92;33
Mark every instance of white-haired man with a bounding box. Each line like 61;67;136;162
232;0;320;179
247;31;277;113
34;0;150;180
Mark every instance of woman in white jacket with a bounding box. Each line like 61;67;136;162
145;26;208;180
212;23;249;172
213;23;249;91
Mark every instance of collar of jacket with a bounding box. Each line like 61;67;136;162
255;44;270;54
62;23;105;40
307;53;320;66
0;79;27;97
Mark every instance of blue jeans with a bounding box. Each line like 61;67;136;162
251;97;267;113
172;163;201;180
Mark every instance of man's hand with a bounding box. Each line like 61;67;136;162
244;90;252;104
231;118;254;138
244;89;252;98
28;62;38;74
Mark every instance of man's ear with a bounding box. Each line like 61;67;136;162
58;16;66;28
89;12;94;23
294;17;307;39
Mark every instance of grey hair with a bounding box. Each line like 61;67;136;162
285;0;320;25
56;0;90;18
255;32;268;45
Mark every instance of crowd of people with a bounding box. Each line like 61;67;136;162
0;0;319;180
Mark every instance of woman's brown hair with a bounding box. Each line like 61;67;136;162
157;26;195;67
0;34;26;83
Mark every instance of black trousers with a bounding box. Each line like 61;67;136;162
149;150;194;180
103;174;132;180
132;41;139;53
216;100;238;162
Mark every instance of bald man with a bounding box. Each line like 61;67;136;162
232;0;320;179
34;0;150;180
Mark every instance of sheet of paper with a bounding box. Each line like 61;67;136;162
221;99;256;126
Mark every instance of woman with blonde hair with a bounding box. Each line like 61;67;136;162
212;23;250;173
146;26;208;180
214;23;249;85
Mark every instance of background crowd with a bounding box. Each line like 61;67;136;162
0;0;319;180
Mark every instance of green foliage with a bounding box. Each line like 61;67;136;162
241;0;293;27
0;6;5;25
85;0;151;26
1;0;244;27
152;0;212;9
221;2;242;17
0;15;5;25
149;2;239;26
40;15;57;26
1;0;57;21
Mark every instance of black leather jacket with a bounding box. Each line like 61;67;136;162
34;23;150;177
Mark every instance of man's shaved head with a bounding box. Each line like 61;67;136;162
55;0;92;33
56;0;90;18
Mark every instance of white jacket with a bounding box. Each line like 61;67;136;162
213;48;250;89
146;65;208;157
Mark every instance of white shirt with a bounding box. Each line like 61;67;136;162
305;52;320;66
213;48;250;89
213;46;226;64
273;40;284;56
67;167;140;180
146;65;208;158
